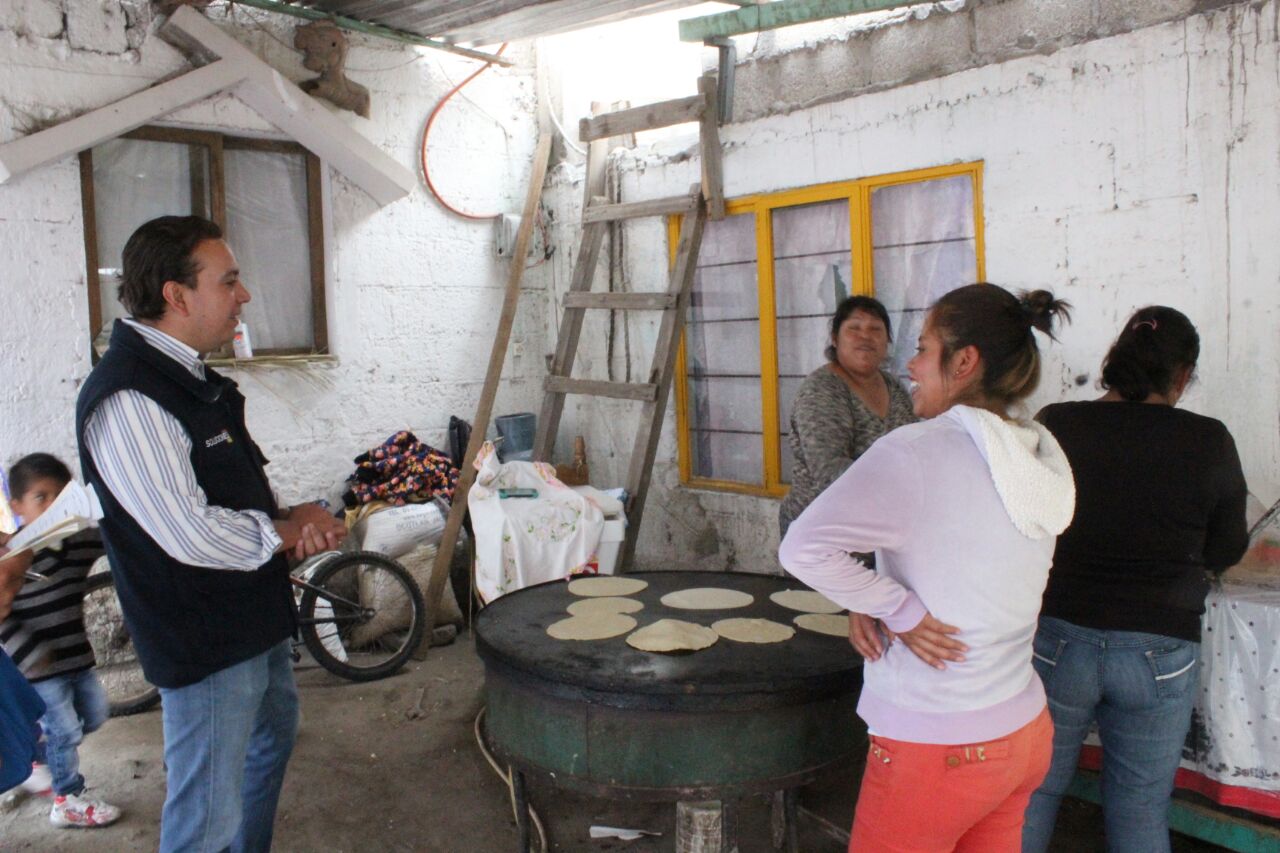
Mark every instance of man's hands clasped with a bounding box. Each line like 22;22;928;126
277;503;347;562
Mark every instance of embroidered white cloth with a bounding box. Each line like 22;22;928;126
469;442;605;603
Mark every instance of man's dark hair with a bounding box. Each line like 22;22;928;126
8;453;72;500
824;295;893;363
119;215;223;320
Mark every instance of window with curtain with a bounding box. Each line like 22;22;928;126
81;127;327;358
674;163;984;496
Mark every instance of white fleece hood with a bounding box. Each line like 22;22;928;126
950;405;1075;540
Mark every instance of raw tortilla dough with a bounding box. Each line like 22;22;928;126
568;576;649;597
794;613;849;637
625;619;719;653
547;612;637;641
770;590;843;614
659;588;753;610
566;596;644;616
711;618;795;644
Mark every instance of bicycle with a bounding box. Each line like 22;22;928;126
83;550;427;717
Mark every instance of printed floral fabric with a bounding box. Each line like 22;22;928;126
344;430;460;507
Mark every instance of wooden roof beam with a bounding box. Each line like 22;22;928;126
0;6;416;206
0;60;247;184
163;6;415;205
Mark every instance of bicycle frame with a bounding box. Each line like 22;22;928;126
291;551;370;629
290;575;374;628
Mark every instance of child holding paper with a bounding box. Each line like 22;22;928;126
0;453;121;828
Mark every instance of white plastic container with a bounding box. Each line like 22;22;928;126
596;516;627;575
572;486;627;575
232;321;254;359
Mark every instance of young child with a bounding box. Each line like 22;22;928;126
0;453;121;828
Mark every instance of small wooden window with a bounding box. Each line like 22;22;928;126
79;126;328;358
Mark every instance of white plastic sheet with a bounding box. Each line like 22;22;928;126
1082;578;1280;817
1179;581;1280;812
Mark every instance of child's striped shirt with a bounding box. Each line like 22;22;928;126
0;530;103;681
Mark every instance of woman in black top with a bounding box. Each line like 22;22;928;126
1022;307;1249;853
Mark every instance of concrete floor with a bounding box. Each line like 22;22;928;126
0;634;1228;852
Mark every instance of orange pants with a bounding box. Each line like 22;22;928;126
849;708;1053;853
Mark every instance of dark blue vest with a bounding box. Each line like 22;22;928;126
75;321;294;688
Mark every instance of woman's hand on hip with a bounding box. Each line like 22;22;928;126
848;612;893;661
897;612;967;670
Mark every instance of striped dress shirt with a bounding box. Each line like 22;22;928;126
83;319;282;571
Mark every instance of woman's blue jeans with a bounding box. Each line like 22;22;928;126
1021;616;1199;853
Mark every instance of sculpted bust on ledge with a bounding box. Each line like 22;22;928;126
295;20;371;119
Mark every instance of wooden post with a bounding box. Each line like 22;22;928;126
417;112;554;658
698;75;726;221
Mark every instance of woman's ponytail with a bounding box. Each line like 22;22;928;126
1100;307;1199;401
929;283;1072;408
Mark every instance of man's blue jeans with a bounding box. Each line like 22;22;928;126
1021;616;1199;853
31;668;110;796
158;640;299;853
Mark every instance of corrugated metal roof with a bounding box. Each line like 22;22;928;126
291;0;709;45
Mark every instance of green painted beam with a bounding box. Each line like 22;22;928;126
679;0;931;42
227;0;513;65
1067;772;1280;853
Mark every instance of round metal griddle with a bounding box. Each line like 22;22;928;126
475;571;864;810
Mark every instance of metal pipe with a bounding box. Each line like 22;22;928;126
706;36;735;123
679;0;932;42
227;0;515;65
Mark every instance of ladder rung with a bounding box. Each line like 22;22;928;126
578;96;705;142
562;292;677;310
583;194;698;223
545;376;658;401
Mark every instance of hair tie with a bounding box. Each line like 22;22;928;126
1133;318;1158;332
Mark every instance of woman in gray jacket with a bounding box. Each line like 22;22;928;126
778;295;916;537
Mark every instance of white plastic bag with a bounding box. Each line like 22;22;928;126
353;502;446;559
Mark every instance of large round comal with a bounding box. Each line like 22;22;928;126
475;571;864;801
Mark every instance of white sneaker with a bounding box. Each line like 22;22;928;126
19;763;52;796
50;791;121;828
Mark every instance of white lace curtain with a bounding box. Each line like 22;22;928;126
92;137;314;352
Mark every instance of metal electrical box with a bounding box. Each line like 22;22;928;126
495;214;522;258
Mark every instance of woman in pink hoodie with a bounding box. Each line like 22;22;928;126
780;283;1075;852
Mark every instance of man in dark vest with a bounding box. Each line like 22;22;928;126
76;215;346;852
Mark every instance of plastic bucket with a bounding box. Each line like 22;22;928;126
495;412;536;462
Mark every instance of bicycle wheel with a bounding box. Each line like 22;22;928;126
297;551;426;682
83;571;161;716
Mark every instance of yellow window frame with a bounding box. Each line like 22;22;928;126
672;161;986;497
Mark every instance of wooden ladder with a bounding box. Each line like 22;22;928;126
422;75;724;650
534;74;725;573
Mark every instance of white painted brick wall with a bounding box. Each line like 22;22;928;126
0;2;543;507
543;0;1280;574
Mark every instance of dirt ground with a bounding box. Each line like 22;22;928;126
0;633;1229;853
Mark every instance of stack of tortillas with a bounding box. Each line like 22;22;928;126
545;577;650;641
770;589;848;637
568;576;648;597
659;587;753;610
545;576;848;649
711;617;795;644
626;619;718;652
